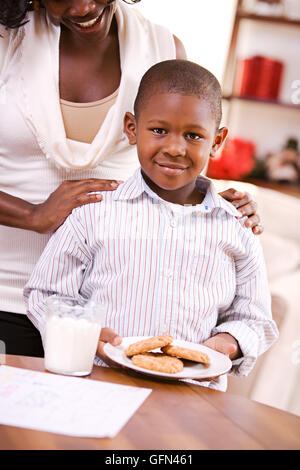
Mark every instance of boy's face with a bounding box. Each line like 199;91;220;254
124;93;227;204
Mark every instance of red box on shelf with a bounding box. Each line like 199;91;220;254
234;55;284;100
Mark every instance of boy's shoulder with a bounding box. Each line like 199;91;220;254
197;176;240;218
201;177;259;242
70;180;135;224
71;190;116;217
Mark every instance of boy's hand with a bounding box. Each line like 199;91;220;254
97;328;122;367
194;333;242;383
202;333;241;361
219;188;263;235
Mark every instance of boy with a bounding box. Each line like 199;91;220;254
24;60;278;390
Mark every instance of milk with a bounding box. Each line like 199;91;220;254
44;315;102;376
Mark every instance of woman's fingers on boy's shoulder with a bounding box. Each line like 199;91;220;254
244;213;262;230
63;179;123;193
219;187;244;202
220;188;254;210
87;179;124;190
71;179;124;207
237;205;264;234
219;188;264;234
234;198;258;215
253;221;264;234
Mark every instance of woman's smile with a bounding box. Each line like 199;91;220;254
42;1;117;39
66;7;107;34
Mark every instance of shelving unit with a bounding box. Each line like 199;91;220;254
223;0;300;98
221;0;300;194
223;94;300;110
237;11;300;27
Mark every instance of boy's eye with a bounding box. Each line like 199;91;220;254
151;128;167;135
186;133;202;140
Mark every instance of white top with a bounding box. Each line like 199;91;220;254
24;169;279;390
0;2;176;314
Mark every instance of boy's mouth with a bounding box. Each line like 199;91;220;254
155;161;188;176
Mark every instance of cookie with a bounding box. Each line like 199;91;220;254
125;335;174;357
161;345;210;365
131;352;184;374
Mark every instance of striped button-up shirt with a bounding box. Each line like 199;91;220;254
24;169;278;389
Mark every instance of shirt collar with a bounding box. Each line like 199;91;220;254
114;168;240;217
113;168;145;201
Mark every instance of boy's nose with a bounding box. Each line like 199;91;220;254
68;0;97;17
162;135;186;157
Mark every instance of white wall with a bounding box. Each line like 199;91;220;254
134;0;237;82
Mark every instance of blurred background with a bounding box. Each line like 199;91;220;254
135;0;300;418
136;0;300;189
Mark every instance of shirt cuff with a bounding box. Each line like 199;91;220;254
210;321;259;376
93;355;109;368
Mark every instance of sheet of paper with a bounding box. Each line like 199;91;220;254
0;365;152;438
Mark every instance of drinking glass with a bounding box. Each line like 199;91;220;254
44;296;104;376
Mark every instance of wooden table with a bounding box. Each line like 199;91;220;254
1;355;300;450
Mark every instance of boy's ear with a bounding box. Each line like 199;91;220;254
124;112;137;145
210;127;228;158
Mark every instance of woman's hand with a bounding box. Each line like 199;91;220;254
31;179;123;234
219;188;263;235
97;327;122;367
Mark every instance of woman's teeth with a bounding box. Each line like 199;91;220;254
76;15;101;28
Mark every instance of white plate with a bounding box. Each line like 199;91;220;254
103;336;232;380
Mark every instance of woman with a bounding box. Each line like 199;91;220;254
0;0;261;357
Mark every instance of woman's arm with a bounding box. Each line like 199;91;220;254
0;191;37;231
0;179;122;233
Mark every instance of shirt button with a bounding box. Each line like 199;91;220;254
170;220;176;228
167;270;173;279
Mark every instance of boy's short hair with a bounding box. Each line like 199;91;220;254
134;59;222;128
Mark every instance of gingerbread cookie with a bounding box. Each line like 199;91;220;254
125;335;173;357
161;345;210;365
131;352;184;374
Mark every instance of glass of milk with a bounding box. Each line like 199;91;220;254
44;296;104;376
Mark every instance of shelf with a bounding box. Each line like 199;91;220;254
223;95;300;110
237;10;300;27
222;0;300;166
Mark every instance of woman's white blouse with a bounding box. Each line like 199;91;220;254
0;3;176;314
